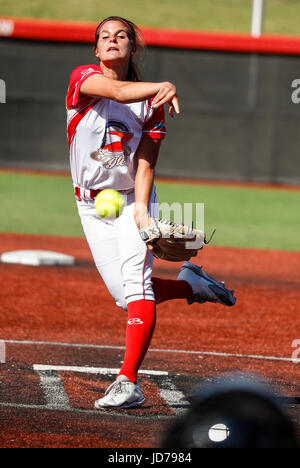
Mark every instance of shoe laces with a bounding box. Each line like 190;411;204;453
105;380;130;397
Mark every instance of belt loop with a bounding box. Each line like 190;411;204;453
83;189;90;200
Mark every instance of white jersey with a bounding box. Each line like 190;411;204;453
66;64;166;191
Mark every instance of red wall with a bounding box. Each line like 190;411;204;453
1;15;300;55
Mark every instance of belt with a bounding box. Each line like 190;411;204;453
74;186;134;201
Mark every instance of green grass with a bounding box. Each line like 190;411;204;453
1;0;300;36
1;171;300;251
156;182;300;251
0;172;84;237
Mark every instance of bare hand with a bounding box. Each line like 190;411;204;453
151;82;180;117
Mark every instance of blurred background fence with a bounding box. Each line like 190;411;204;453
1;16;300;184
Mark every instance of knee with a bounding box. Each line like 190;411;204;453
115;297;128;311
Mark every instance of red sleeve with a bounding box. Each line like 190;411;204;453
66;65;103;109
143;102;166;140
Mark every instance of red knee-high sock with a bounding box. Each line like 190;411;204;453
119;300;156;384
152;277;193;304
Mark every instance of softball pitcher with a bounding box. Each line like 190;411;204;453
66;16;236;410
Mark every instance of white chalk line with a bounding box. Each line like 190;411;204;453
33;364;168;376
0;401;172;420
0;341;297;419
2;338;297;363
0;364;186;418
33;365;185;416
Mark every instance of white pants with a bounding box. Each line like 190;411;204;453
77;189;158;310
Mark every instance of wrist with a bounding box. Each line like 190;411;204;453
134;204;152;230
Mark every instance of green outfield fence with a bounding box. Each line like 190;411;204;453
1;16;300;185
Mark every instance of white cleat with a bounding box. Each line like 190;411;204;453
94;375;146;409
178;261;236;307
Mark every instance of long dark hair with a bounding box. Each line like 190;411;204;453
94;16;145;82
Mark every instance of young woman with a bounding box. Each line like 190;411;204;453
66;16;236;410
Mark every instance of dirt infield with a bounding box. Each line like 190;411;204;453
0;232;299;448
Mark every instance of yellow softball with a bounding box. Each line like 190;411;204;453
95;189;126;219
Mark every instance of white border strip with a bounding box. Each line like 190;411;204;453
0;340;5;363
2;339;295;363
0;401;172;420
33;364;168;376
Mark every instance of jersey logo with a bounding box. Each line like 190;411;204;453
128;318;144;325
90;120;133;168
